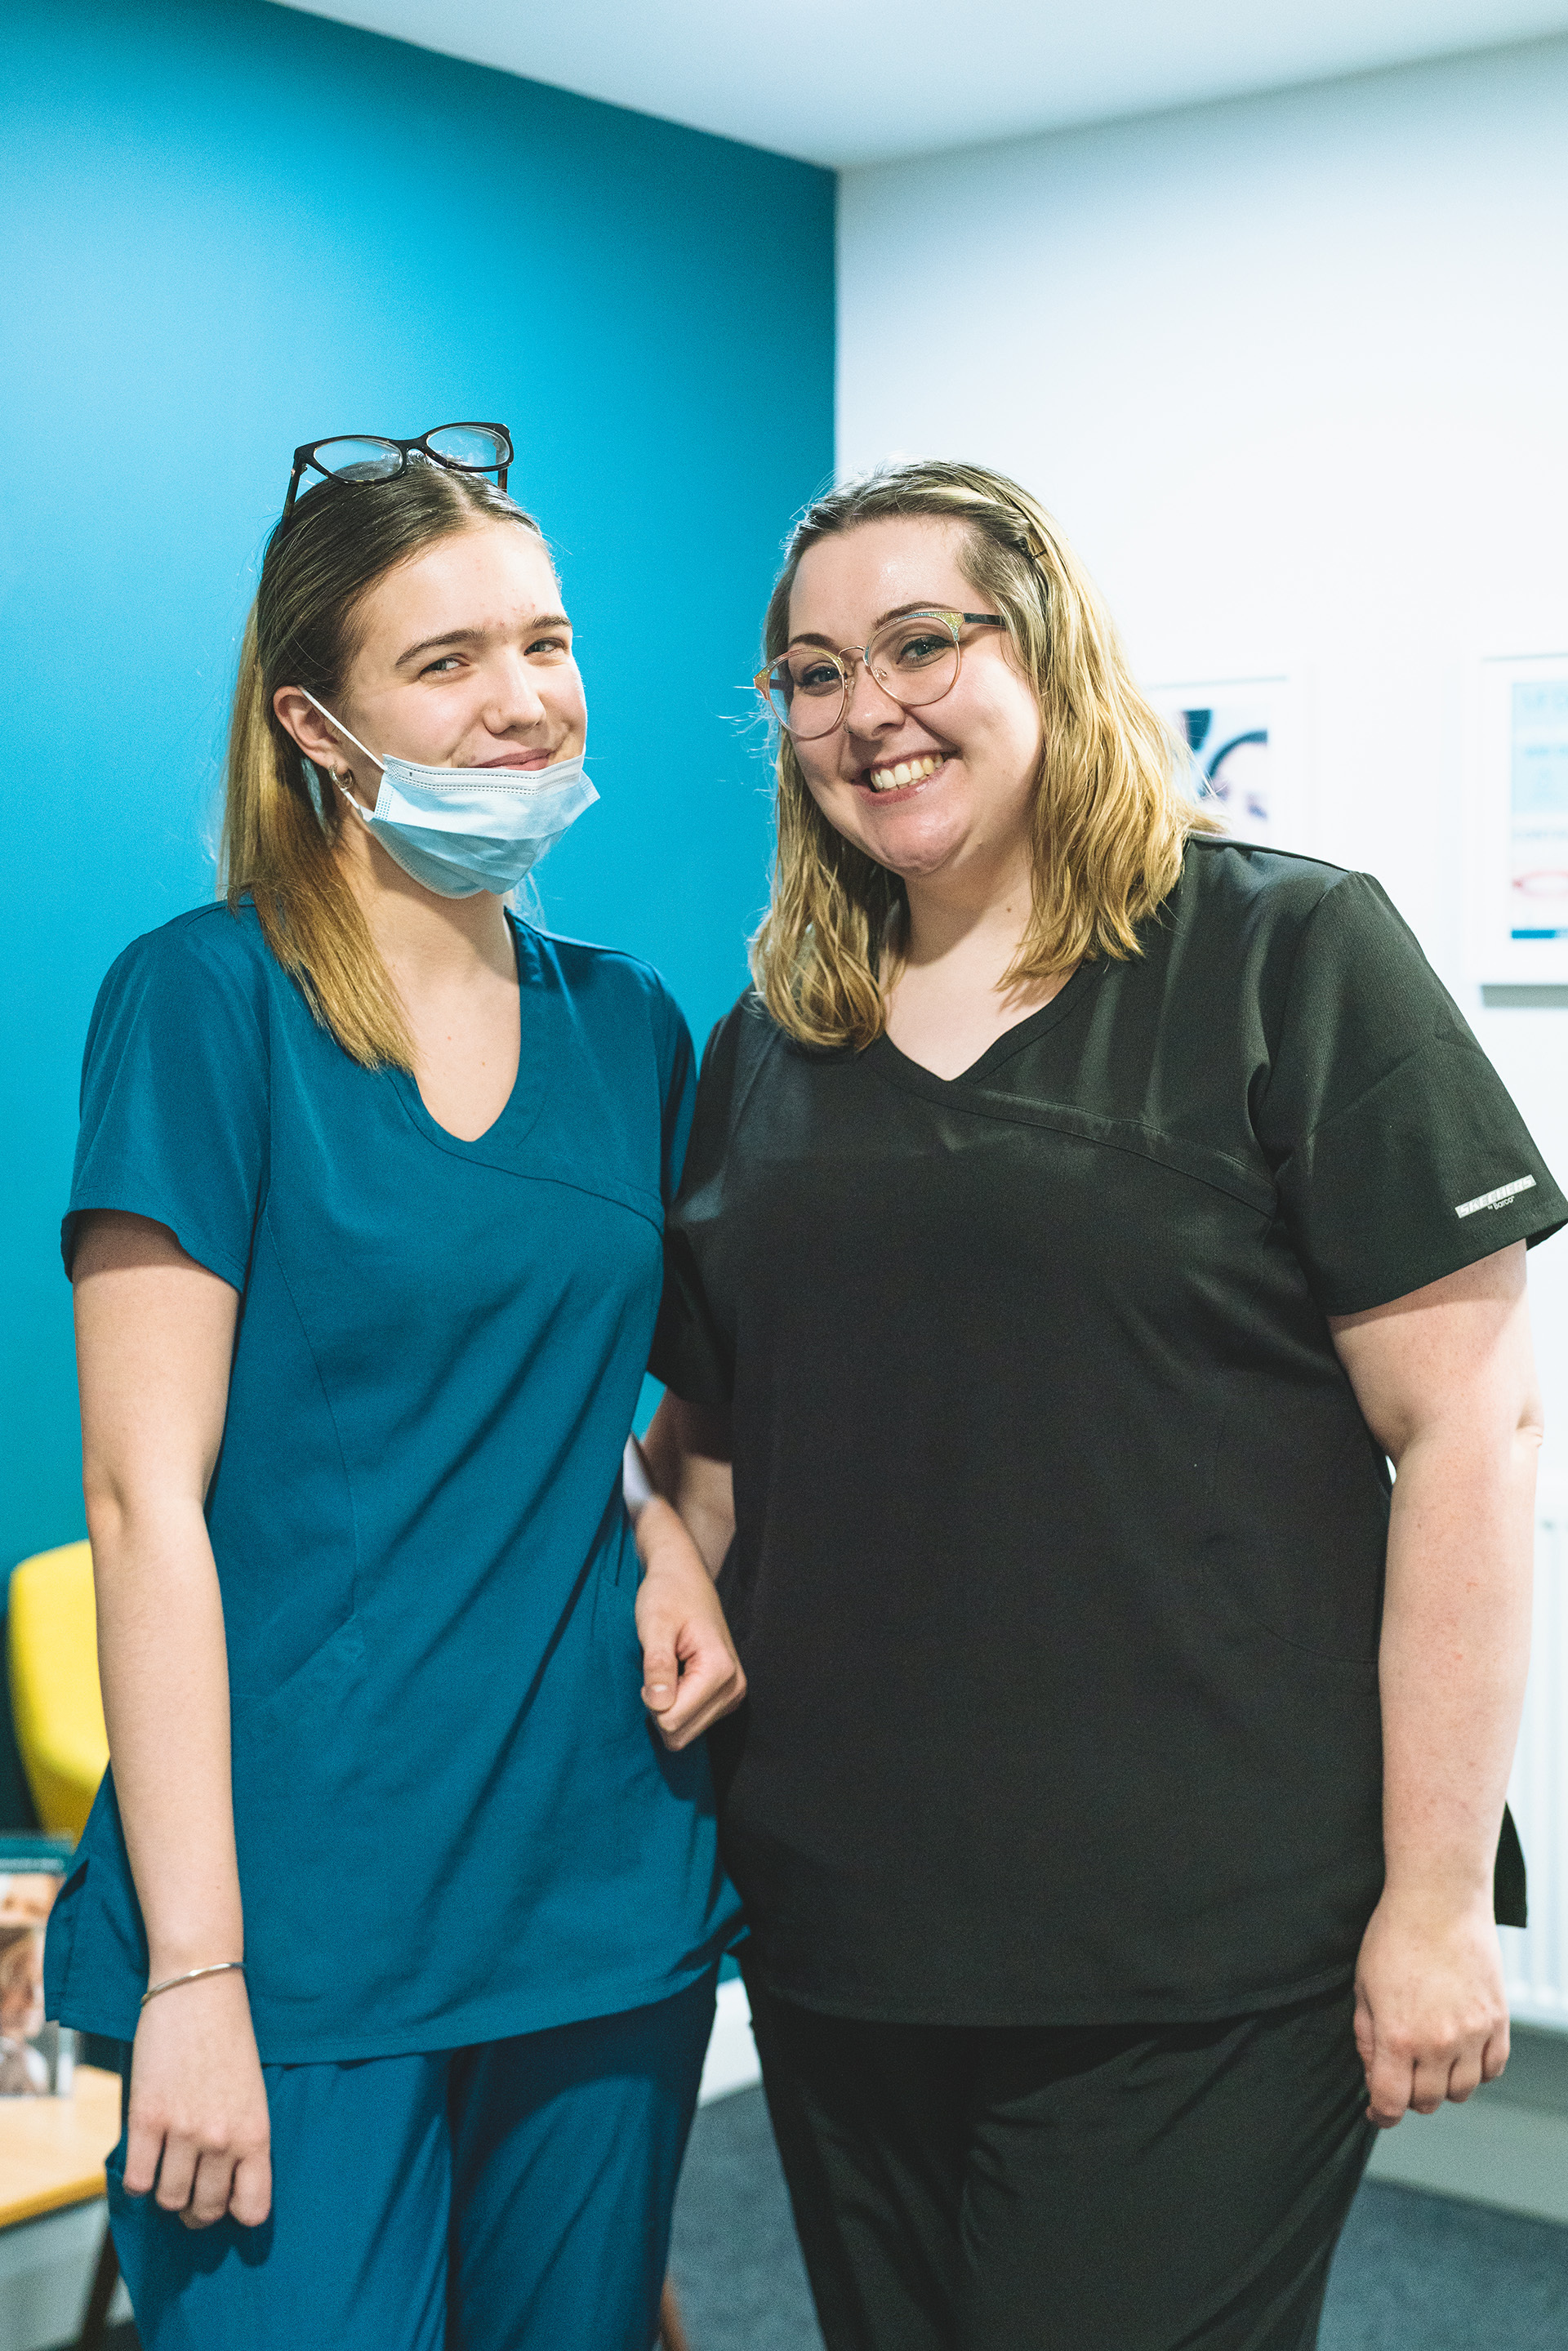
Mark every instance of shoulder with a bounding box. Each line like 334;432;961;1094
699;988;786;1084
517;923;692;1074
684;991;804;1143
1165;839;1423;1002
520;924;677;1021
1173;835;1358;935
89;901;271;1040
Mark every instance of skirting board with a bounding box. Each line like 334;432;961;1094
1367;2094;1568;2226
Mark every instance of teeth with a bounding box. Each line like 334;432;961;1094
868;754;941;793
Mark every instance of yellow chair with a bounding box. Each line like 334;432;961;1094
7;1543;108;1841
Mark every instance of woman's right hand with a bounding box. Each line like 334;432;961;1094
123;1970;272;2229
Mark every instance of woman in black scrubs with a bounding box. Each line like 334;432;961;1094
637;460;1562;2350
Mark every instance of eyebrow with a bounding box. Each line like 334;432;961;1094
395;612;572;669
786;601;956;651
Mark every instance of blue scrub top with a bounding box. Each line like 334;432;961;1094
47;901;741;2064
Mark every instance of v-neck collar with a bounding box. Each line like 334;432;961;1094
867;960;1098;1102
387;915;546;1166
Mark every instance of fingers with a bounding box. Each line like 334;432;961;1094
1444;2047;1486;2104
1353;1894;1512;2127
229;2148;274;2229
124;1975;273;2228
1407;2047;1462;2116
1353;1998;1411;2128
121;2114;166;2201
657;1654;747;1748
151;2131;198;2214
182;2148;241;2229
1358;2014;1502;2123
143;2132;272;2229
1362;2039;1415;2129
640;1623;681;1716
644;1620;746;1750
637;1555;746;1748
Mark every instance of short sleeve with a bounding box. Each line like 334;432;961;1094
62;914;270;1289
650;982;697;1211
1255;873;1566;1315
648;1004;753;1405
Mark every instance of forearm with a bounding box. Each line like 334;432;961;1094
88;1488;243;1978
641;1394;736;1578
628;1409;746;1748
1378;1419;1536;1905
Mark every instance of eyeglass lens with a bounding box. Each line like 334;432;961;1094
424;424;510;470
310;426;510;487
764;613;963;740
310;437;404;483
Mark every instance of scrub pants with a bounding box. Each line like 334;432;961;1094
744;1966;1376;2351
108;1970;716;2351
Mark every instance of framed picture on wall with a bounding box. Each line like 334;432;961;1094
1467;652;1568;986
1147;675;1307;856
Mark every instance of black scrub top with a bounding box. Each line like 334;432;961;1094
651;840;1565;2028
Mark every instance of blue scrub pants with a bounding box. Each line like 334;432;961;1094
107;1971;716;2351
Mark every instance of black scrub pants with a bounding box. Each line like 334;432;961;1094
743;1964;1375;2351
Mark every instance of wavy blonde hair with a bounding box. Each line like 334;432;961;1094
751;459;1216;1050
220;458;546;1070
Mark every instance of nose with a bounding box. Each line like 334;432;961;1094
485;649;550;737
841;651;904;737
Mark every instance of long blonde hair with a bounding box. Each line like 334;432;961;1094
751;459;1215;1051
220;458;546;1070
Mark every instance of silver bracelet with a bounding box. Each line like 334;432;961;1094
140;1961;246;2009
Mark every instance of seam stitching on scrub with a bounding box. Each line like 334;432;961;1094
1252;870;1432;1147
862;1071;1276;1218
260;1214;365;1641
391;1121;667;1233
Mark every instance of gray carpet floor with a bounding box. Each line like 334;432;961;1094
668;2086;1568;2351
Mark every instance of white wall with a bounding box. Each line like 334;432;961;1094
839;35;1568;1472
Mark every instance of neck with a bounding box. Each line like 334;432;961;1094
336;817;516;986
900;838;1036;982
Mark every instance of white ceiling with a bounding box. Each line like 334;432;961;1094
275;0;1568;167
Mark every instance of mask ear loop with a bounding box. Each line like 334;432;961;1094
295;687;383;772
294;687;385;818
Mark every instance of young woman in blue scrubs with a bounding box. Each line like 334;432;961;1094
50;429;744;2349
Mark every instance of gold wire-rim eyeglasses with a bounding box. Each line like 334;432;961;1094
755;609;1006;741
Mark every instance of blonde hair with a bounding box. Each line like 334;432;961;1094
220;458;546;1070
751;459;1216;1051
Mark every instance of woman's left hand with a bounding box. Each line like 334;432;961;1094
635;1501;746;1750
1352;1888;1511;2127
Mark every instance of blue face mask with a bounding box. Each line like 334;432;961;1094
299;691;598;900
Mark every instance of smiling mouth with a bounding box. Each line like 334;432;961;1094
864;752;945;795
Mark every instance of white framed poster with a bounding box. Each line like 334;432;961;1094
1147;675;1307;856
1468;653;1568;985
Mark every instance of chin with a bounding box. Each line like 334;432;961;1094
856;809;969;879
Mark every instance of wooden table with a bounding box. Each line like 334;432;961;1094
0;2068;120;2229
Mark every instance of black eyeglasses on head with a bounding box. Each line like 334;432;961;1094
281;421;513;522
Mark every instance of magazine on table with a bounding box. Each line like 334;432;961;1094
0;1835;78;2095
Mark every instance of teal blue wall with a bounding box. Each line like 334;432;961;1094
0;0;833;1597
